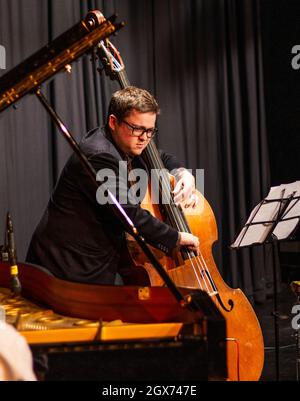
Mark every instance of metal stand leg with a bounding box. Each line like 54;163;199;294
290;281;300;381
296;328;300;381
271;239;281;381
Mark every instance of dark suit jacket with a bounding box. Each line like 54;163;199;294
26;127;182;284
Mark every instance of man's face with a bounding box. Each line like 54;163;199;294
108;109;156;157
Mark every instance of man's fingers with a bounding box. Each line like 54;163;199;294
175;191;199;208
173;186;194;205
188;241;200;255
177;232;200;255
173;178;184;196
183;193;199;209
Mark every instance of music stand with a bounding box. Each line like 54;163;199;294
231;181;300;381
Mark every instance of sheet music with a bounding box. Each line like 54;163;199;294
273;181;300;239
231;181;300;248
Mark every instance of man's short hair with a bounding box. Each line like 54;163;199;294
107;86;160;123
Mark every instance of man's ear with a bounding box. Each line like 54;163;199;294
108;114;117;132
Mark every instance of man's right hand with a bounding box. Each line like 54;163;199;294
177;232;200;255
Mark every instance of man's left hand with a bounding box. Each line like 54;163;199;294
173;168;198;208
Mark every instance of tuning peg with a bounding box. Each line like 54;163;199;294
113;22;125;37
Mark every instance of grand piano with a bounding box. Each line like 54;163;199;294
0;261;227;380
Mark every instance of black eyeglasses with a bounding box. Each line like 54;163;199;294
121;120;158;139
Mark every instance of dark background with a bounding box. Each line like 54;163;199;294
261;0;300;186
0;0;299;303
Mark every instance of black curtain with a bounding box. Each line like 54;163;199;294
0;0;272;303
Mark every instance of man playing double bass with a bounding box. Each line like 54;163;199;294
26;86;199;285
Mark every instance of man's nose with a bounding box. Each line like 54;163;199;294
138;131;148;141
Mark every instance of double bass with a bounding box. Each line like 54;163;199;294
97;38;264;381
